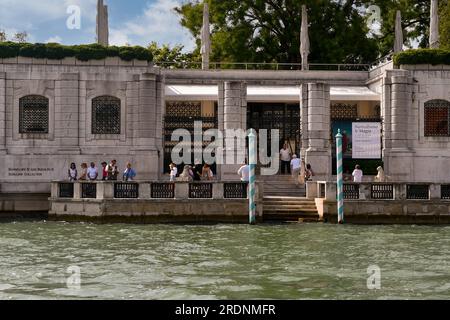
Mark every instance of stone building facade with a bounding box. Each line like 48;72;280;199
0;57;450;197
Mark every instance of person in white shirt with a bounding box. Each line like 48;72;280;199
237;161;250;182
279;144;292;175
352;165;363;183
290;155;302;186
87;162;98;180
169;163;178;182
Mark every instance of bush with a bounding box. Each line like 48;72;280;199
393;49;450;66
0;42;153;62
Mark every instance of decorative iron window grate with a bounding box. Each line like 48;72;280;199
224;183;248;199
406;185;429;200
151;183;175;198
424;100;450;136
114;182;139;198
19;95;49;134
81;183;97;199
343;184;359;199
441;185;450;200
371;184;394;199
92;96;121;134
331;103;358;120
189;183;213;199
59;183;74;198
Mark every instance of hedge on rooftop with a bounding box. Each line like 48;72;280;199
393;49;450;66
0;42;153;61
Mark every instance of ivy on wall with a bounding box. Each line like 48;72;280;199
0;42;153;62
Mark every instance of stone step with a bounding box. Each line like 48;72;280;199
264;207;318;213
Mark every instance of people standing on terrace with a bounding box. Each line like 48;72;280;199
201;164;214;181
352;165;363;183
101;162;108;180
290;155;302;186
280;143;292;175
79;163;88;181
305;164;315;182
193;159;203;181
178;165;193;182
169;163;178;182
87;162;98;181
123;162;137;181
106;160;119;181
238;160;250;182
68;163;78;181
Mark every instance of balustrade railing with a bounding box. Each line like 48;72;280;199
81;183;97;199
189;183;213;199
114;182;139;199
151;183;175;199
224;182;248;199
52;181;256;200
441;185;450;200
406;185;429;200
371;184;394;200
59;183;74;198
309;181;446;202
343;184;359;199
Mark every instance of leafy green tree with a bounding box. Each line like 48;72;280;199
148;41;200;68
175;0;379;64
440;0;450;49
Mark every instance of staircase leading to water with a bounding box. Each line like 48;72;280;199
259;175;320;222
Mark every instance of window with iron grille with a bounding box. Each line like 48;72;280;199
92;96;121;134
19;95;49;134
424;100;450;137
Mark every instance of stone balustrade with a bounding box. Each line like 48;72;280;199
307;181;450;201
51;181;258;201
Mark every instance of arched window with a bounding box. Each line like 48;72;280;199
19;95;49;134
92;96;121;134
424;100;450;137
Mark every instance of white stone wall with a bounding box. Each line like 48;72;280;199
0;59;161;192
384;65;450;182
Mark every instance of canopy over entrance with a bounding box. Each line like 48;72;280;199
165;85;380;101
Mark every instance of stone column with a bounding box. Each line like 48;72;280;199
385;70;414;182
55;73;80;154
300;84;308;159
305;83;331;180
133;73;159;180
96;0;109;46
0;72;5;154
220;81;247;180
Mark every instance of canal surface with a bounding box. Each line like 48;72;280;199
1;221;450;300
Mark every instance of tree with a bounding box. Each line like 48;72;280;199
175;0;379;64
148;41;200;68
0;30;6;42
13;31;28;43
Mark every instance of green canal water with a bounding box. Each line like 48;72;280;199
1;221;450;300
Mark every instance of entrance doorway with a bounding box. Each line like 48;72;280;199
247;103;301;173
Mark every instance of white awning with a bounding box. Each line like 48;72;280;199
165;85;380;101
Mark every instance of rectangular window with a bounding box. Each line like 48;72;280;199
19;95;49;134
92;96;121;134
424;100;450;137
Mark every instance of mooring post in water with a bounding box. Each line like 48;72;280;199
248;129;257;225
336;129;344;224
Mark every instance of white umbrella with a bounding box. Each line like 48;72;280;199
300;5;310;71
430;0;440;48
201;2;211;70
394;10;403;53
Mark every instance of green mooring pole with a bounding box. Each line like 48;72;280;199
336;129;344;224
248;129;257;225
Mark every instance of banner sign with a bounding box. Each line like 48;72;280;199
352;122;381;159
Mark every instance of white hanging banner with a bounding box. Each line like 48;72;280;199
352;122;381;159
